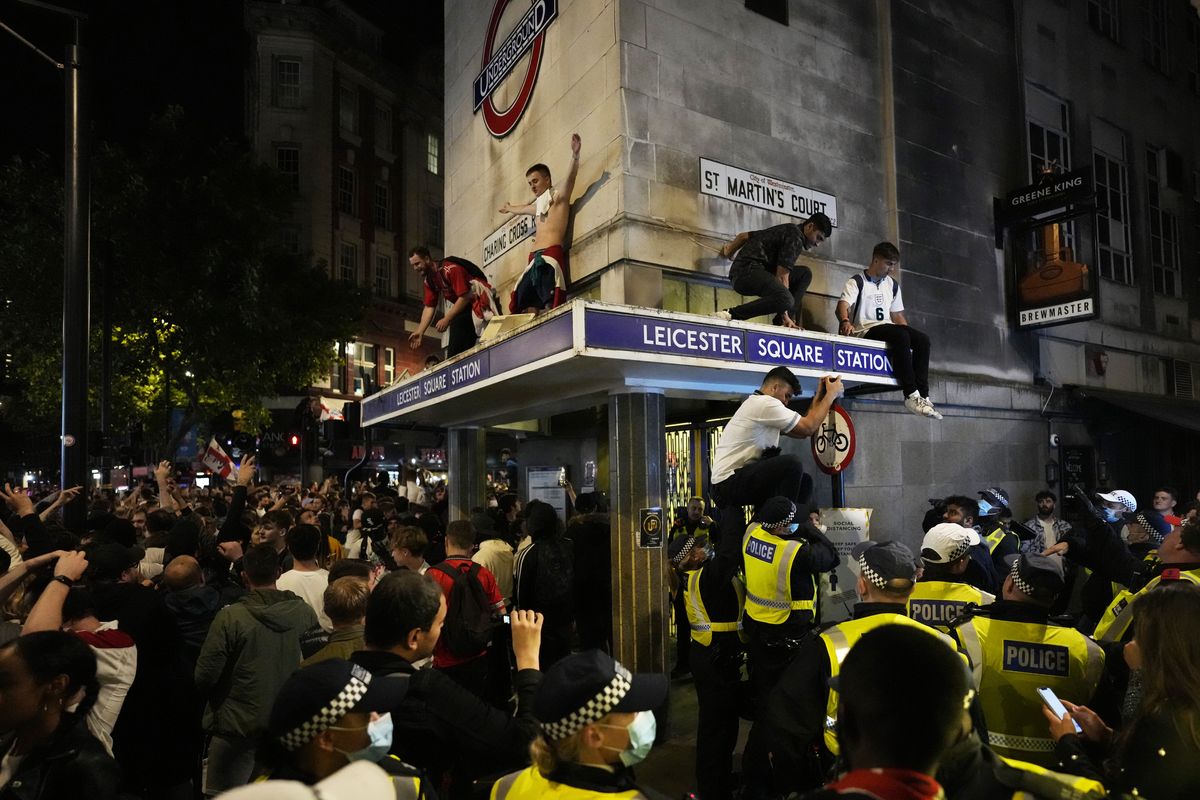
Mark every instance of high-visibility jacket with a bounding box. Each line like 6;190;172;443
994;755;1107;798
983;523;1019;556
820;613;957;755
491;766;646;799
907;580;995;631
954;614;1104;767
684;565;747;647
1093;566;1200;642
742;524;816;626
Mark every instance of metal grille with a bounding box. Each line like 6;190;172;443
665;428;692;528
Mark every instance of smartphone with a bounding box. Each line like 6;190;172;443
1037;687;1082;733
502;614;511;625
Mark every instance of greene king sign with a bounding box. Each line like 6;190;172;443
473;0;559;138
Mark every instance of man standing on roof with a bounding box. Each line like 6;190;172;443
408;246;501;357
499;133;582;314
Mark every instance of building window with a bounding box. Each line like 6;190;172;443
1147;147;1180;296
1188;14;1200;94
374;253;393;297
280;224;301;254
331;342;346;393
273;58;301;108
1143;0;1169;73
350;342;377;396
1092;122;1132;285
338;166;356;215
1026;85;1075;251
374;182;390;229
1087;0;1120;42
339;241;358;285
426;134;440;175
383;347;395;386
375;105;392;150
275;146;299;191
428;205;444;247
339;84;358;133
745;0;787;25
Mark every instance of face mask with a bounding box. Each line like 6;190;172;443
1103;507;1121;523
333;713;393;764
600;710;656;767
977;499;995;517
787;523;800;534
704;545;715;559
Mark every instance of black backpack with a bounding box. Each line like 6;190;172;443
432;561;497;657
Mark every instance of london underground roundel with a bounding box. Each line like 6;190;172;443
473;0;559;139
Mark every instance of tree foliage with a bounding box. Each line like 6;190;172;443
0;108;364;460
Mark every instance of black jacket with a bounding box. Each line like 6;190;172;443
0;719;120;800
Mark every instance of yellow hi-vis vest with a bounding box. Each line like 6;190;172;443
742;525;816;625
1093;566;1200;642
954;615;1104;767
820;613;958;755
684;566;747;647
983;524;1017;555
907;580;996;631
491;766;647;800
995;755;1107;798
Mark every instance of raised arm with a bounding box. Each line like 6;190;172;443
720;232;751;259
498;200;536;216
559;133;581;200
155;461;177;513
785;376;843;438
38;486;82;522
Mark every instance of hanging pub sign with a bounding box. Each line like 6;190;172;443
473;0;559;138
993;166;1099;330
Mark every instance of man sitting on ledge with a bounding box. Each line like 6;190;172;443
835;241;941;420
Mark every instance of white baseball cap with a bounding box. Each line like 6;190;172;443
215;762;395;800
1097;489;1137;514
920;523;981;564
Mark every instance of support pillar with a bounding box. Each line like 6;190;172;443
447;426;486;523
608;390;668;672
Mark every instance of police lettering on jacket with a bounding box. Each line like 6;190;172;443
1002;640;1070;677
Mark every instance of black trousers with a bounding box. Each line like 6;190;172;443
741;627;805;800
435;654;489;699
728;260;812;324
864;323;930;397
446;309;477;357
673;587;690;672
712;454;811;542
693;642;746;800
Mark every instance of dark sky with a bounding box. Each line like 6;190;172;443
0;0;442;161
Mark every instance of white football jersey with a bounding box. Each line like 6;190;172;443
839;273;905;333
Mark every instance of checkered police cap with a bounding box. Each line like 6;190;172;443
1009;558;1036;597
758;497;796;531
669;535;696;565
858;555;886;589
540;664;633;740
278;665;372;750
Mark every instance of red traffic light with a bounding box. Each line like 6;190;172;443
289;434;299;446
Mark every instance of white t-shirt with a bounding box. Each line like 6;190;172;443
710;393;801;484
278;569;332;631
839;272;905;333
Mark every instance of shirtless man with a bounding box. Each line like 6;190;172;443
498;132;581;313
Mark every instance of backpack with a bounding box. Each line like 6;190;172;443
432;561;497;657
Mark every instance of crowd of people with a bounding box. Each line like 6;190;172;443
0;393;1196;798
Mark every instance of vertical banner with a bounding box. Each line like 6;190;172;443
818;507;872;624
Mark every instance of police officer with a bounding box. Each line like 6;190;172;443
926;495;1002;594
673;530;746;800
490;650;667;800
908;523;996;631
951;553;1105;768
759;541;957;796
668;498;716;679
1075;509;1171;630
739;497;837;798
977;487;1020;575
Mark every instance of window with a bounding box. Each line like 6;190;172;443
274;59;301;108
383;347;395;386
338;166;356;215
1087;0;1120;42
374;182;390;229
1147;147;1181;296
339;85;358;133
280;224;301;254
1143;0;1169;73
350;342;376;396
745;0;787;25
374;253;393;297
375;105;392;150
1092;121;1132;284
1025;85;1075;251
426;133;440;175
331;342;346;393
1188;14;1200;94
275;146;299;191
339;241;358;285
428;206;444;247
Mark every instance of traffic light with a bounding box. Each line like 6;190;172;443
289;434;300;447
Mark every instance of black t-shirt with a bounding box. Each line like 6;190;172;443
737;222;809;271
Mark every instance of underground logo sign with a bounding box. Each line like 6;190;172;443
473;0;558;138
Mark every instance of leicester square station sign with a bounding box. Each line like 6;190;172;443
473;0;559;138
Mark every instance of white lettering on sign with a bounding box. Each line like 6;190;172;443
1009;175;1085;207
835;349;892;372
450;359;482;385
755;338;824;365
700;158;838;226
1018;297;1094;327
482;214;534;267
640;323;744;355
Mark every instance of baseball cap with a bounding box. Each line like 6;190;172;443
267;659;408;751
1133;510;1172;545
921;523;981;564
668;534;708;565
1097;489;1137;514
754;497;797;531
850;540;920;588
534;650;667;740
1003;553;1065;602
85;541;145;582
215;761;395;800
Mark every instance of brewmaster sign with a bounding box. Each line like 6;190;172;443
473;0;558;138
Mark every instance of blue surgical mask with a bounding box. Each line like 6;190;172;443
787;523;800;534
977;499;995;517
333;713;393;764
1103;507;1121;523
601;710;657;767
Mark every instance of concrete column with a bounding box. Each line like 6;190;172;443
447;426;486;523
607;390;668;672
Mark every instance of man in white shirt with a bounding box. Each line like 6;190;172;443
710;368;841;540
835;241;941;419
277;525;332;630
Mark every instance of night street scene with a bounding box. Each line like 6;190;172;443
2;1;1200;798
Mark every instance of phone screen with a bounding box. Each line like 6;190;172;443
1037;687;1082;733
502;614;511;625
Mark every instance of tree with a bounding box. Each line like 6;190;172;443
0;108;365;462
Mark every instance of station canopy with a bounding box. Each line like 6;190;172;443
361;300;897;429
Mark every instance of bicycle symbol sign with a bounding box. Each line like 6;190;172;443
811;404;856;475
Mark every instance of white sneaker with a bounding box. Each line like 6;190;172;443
904;392;941;419
713;310;733;321
920;397;943;420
